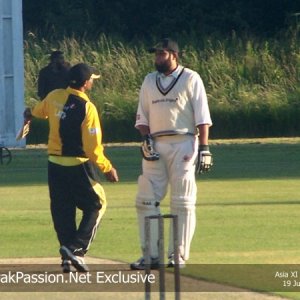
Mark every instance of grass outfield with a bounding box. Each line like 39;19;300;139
1;138;300;298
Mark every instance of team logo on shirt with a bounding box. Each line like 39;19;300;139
152;98;178;104
89;128;99;135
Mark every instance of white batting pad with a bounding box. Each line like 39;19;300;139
168;176;197;261
135;175;161;258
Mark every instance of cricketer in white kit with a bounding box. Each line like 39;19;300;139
130;38;213;270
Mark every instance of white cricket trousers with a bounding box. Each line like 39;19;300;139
136;134;198;261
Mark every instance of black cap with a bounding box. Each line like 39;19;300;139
149;38;179;53
69;63;100;87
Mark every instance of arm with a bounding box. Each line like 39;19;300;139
191;73;212;130
192;74;213;173
82;102;118;182
135;79;150;131
135;78;159;161
197;124;210;146
31;97;49;119
17;98;48;141
136;125;150;136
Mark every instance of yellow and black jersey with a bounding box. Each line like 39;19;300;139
32;87;112;173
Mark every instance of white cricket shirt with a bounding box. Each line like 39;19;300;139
135;65;212;137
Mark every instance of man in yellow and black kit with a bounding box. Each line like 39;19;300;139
26;63;119;273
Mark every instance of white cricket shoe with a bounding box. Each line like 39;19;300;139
167;253;186;268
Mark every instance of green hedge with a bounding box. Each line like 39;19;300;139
211;106;300;138
26;102;300;145
24;31;300;143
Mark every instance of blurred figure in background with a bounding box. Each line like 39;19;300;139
37;50;71;100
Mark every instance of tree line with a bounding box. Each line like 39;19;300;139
23;0;300;40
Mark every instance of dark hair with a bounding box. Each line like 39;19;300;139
50;51;64;60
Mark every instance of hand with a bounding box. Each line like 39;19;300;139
140;134;159;161
196;145;213;174
104;167;119;182
16;121;31;141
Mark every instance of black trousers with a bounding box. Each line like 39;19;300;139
48;160;106;256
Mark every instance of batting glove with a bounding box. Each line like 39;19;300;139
196;145;213;174
140;134;160;161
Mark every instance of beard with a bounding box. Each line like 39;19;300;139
155;58;172;74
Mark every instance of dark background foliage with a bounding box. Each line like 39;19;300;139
23;0;300;40
22;0;300;143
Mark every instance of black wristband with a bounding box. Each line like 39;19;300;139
199;145;209;151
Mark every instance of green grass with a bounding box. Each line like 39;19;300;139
1;139;300;298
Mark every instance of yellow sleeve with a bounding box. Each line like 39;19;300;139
31;98;49;119
82;101;112;173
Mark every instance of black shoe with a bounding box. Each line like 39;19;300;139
130;257;160;270
60;246;89;272
61;259;71;273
